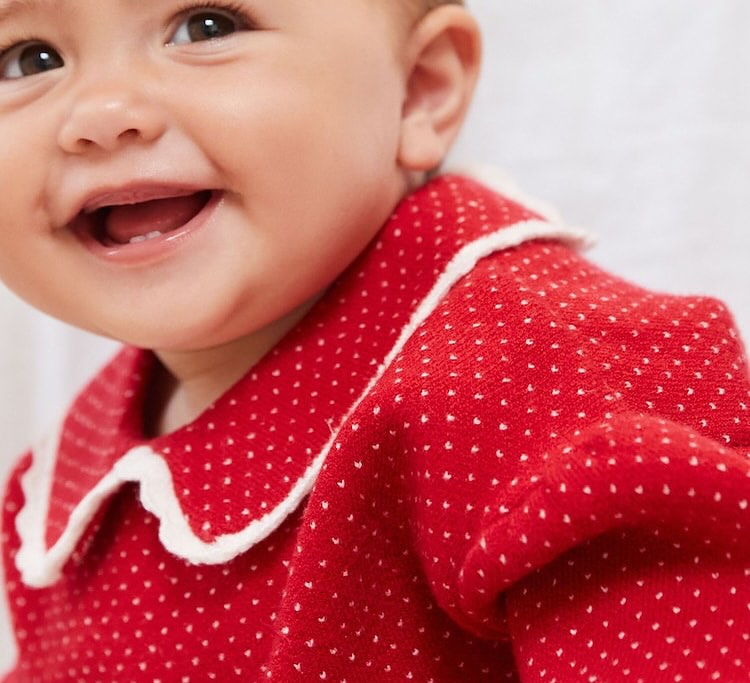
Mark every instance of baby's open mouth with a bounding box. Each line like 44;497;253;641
73;190;214;247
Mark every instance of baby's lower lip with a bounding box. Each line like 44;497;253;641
70;190;223;265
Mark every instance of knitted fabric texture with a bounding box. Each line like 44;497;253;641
2;176;749;682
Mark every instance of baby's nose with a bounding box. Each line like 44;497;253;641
57;84;167;154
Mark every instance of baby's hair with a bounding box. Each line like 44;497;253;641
420;0;465;12
401;0;464;20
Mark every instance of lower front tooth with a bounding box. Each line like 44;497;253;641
129;231;163;245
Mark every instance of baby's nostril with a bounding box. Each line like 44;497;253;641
118;128;141;141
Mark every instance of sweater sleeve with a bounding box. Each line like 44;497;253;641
462;415;750;681
398;242;750;681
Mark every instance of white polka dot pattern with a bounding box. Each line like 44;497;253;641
2;176;749;681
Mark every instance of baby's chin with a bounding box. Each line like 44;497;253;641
125;300;312;366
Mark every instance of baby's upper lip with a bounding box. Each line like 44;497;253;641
65;182;214;226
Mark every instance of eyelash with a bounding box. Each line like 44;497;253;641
0;34;40;64
0;1;258;62
172;0;258;32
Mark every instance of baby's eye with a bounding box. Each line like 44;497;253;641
168;8;246;45
0;42;64;80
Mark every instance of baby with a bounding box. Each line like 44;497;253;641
1;1;749;681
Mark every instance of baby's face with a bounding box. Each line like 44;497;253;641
0;0;412;351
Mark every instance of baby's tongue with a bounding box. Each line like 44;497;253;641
104;193;206;244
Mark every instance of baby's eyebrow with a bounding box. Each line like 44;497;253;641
0;0;61;24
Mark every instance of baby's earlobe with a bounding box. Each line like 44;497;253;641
398;6;482;171
397;109;446;172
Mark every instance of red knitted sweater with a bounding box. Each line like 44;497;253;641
2;176;749;682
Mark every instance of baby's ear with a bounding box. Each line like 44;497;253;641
398;6;481;172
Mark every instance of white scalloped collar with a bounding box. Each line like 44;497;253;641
15;174;589;588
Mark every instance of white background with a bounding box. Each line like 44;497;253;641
2;0;749;672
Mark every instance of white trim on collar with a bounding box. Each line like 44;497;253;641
16;212;590;588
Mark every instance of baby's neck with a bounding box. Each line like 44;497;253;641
145;351;246;437
147;298;319;436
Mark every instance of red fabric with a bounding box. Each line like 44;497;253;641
2;176;749;682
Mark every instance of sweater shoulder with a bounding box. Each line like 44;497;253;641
373;237;749;469
394;238;747;394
